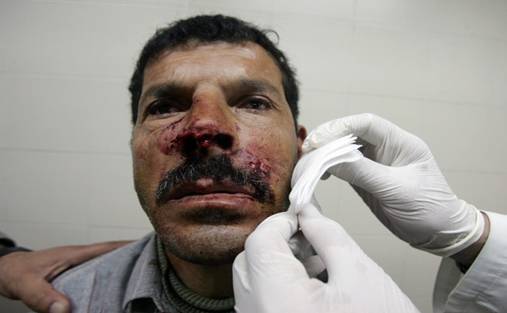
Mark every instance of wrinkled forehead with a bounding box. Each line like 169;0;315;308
142;42;284;91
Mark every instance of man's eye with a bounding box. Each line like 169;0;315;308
147;100;182;116
238;97;272;110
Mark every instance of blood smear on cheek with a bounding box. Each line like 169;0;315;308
236;149;272;178
157;118;185;155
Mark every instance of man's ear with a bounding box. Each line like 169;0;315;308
296;125;307;159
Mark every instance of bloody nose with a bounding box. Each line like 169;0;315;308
178;131;234;158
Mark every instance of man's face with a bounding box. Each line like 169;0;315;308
131;42;306;265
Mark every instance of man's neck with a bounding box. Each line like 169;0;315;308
166;253;233;299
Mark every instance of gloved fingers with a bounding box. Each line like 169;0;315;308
245;212;308;290
327;155;396;196
303;114;431;164
288;231;315;261
232;251;251;293
289;138;363;214
244;211;299;265
288;231;326;278
302;113;390;152
247;211;298;247
299;203;365;286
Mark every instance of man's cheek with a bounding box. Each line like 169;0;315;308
132;133;168;202
233;147;272;180
156;117;187;155
236;141;295;189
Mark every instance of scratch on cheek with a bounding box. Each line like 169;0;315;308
234;148;272;179
158;117;185;154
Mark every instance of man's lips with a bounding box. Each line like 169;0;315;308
162;179;256;202
157;179;266;224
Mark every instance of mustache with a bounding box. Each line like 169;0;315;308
156;154;274;205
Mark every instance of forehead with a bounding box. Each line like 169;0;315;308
142;42;284;89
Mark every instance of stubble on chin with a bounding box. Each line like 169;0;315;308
156;223;251;265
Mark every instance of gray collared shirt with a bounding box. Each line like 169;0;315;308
53;233;175;313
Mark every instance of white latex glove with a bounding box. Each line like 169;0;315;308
233;203;420;313
302;113;484;256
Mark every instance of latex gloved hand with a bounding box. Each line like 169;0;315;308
0;241;130;313
303;113;485;257
233;203;420;313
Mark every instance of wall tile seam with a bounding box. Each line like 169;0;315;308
300;89;507;109
0;219;89;227
353;19;507;44
0;71;128;83
0;219;151;229
8;1;507;44
26;0;189;11
0;147;131;157
190;4;355;23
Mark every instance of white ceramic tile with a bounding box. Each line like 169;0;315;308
57;0;188;6
419;102;507;174
273;0;356;20
271;14;355;93
355;0;438;32
0;220;88;250
0;0;187;78
316;177;390;236
428;34;507;106
349;25;432;100
0;150;93;225
87;225;152;243
87;154;153;228
191;0;356;21
432;0;507;40
188;0;274;16
185;0;277;33
347;94;426;136
350;233;409;285
356;0;507;41
444;171;507;214
406;290;432;312
0;75;132;154
298;89;351;131
400;247;441;312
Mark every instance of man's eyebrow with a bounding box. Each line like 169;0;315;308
227;79;281;97
139;82;192;107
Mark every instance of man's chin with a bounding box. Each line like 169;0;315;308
157;223;253;265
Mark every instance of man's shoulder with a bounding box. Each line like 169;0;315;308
52;233;155;312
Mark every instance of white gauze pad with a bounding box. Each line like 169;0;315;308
288;134;363;215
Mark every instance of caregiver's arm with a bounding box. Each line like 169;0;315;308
0;240;129;313
303;114;507;312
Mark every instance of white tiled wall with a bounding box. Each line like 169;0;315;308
1;1;506;312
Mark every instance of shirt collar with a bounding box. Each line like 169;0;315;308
122;233;171;313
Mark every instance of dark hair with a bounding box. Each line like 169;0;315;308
128;14;299;125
